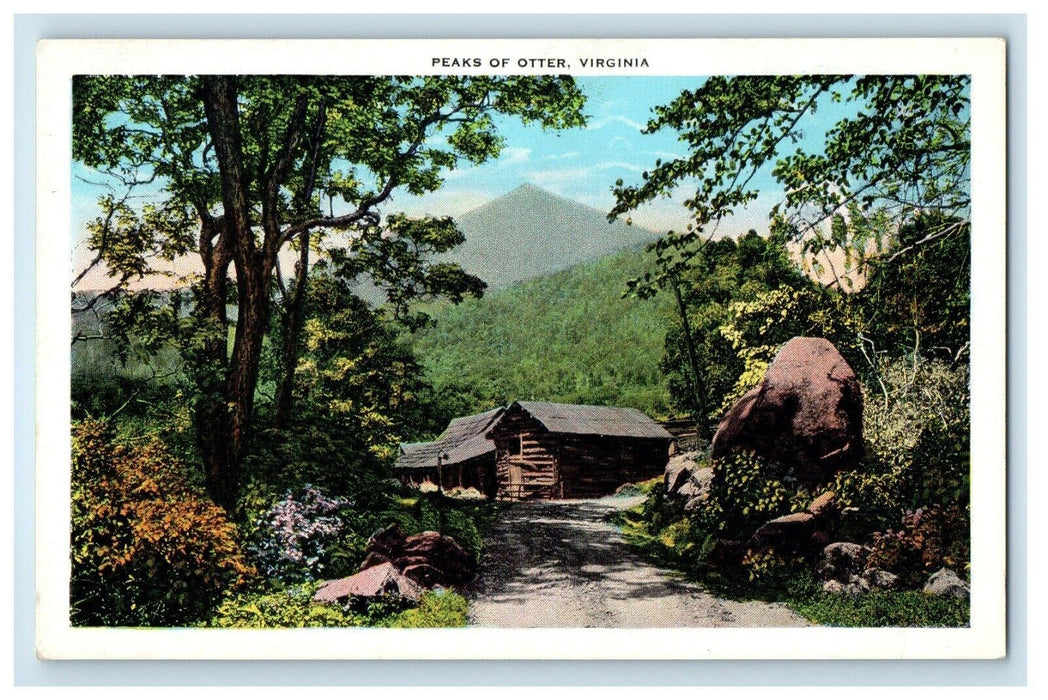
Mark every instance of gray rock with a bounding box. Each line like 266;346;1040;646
676;467;713;500
664;452;702;495
923;568;969;599
816;542;871;581
683;494;709;513
864;568;900;590
822;575;871;597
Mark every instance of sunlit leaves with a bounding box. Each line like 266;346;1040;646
611;75;970;300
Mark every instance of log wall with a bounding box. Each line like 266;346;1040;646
555;435;669;498
492;413;559;500
491;410;672;500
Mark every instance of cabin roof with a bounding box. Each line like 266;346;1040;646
396;441;443;470
395;407;504;470
500;401;674;440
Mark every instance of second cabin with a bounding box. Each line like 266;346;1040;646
486;401;674;500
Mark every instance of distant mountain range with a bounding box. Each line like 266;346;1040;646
441;183;661;291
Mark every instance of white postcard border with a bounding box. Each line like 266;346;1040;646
35;37;1007;660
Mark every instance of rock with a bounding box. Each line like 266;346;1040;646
399;531;476;587
676;467;713;500
683;495;709;513
864;568;900;590
711;337;865;485
749;512;816;550
807;491;837;520
361;525;477;589
816;542;871;581
313;562;423;604
822;575;871;597
664;452;701;494
366;524;408;558
923;568;969;599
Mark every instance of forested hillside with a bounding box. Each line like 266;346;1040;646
410;245;676;421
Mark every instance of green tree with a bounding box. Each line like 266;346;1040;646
610;75;970;278
73;75;586;508
659;231;817;423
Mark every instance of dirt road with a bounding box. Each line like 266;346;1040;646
467;496;810;628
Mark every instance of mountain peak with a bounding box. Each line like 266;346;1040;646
444;184;660;290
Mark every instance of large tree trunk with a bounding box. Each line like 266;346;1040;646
194;216;237;507
200;75;273;509
273;234;309;430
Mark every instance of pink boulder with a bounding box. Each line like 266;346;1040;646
313;562;423;604
711;337;864;485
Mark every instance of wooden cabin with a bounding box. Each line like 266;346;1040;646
394;407;504;498
485;401;674;500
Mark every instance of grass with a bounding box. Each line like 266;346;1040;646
610;496;970;628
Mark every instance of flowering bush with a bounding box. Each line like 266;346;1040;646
70;419;255;626
248;485;351;583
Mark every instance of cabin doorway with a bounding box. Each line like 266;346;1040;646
507;462;523;500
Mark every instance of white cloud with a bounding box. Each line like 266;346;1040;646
585;115;646;132
595;161;646;174
499;147;531;165
541;151;580;161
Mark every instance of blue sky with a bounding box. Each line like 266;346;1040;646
71;76;848;288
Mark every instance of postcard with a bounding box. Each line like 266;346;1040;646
36;37;1006;660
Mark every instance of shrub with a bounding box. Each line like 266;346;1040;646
833;357;970;539
406;493;499;564
861;358;970;510
247;485;351;584
383;589;470;628
70;419;255;627
205;584;363;628
867;506;970;587
704;451;805;538
205;584;468;629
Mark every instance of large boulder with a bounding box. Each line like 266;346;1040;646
313;562;423;604
711;337;864;485
360;525;476;589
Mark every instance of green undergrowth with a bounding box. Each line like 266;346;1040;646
204;584;468;628
609;498;969;628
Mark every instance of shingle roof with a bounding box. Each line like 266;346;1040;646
394;407;504;470
396;441;443;470
507;401;674;440
396;402;671;471
441;407;505;464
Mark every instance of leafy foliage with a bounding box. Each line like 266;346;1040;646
205;583;362;628
411;245;676;419
203;582;466;628
610;75;970;298
71;419;255;626
696;452;810;540
656;231;814;422
867;506;970;588
831;357;970;538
